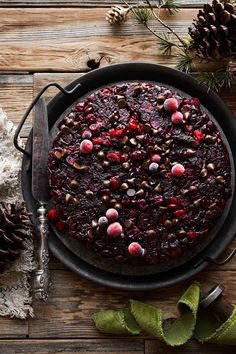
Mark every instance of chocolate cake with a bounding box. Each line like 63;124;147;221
48;82;232;266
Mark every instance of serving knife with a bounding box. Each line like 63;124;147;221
32;97;51;301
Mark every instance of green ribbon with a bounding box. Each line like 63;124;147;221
93;282;236;346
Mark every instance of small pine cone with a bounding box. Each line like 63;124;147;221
105;5;130;25
0;202;32;272
189;0;236;58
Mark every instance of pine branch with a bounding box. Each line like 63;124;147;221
198;70;234;92
132;6;152;23
157;33;174;55
158;0;180;14
176;53;193;73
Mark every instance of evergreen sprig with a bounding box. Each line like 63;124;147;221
198;70;234;92
157;0;180;14
157;33;174;55
176;53;193;73
132;6;152;24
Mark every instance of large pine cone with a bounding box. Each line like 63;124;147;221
0;202;32;272
189;0;236;58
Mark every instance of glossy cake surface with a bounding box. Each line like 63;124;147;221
48;82;232;266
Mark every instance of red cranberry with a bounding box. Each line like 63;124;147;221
190;98;200;106
166;197;178;204
171;111;184;124
107;222;123;237
80;139;93;154
151;154;161;163
167;204;178;210
164;98;178;113
128;118;139;131
174;209;185;217
106;152;121;163
187;231;197;239
169;247;182;257
110;176;120;190
92;137;103;145
193;130;205;142
108;128;116;137
171;163;185;177
128;242;145;257
47;209;58;223
55;221;66;233
106;208;119;221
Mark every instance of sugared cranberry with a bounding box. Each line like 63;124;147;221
82;129;92;139
171;111;183;124
107;222;123;237
193;130;205;142
80;139;93;154
150;154;161;163
187;231;197;239
47;209;58;223
106;208;119;222
98;216;109;228
171;163;185;177
164;98;178;113
55;221;66;233
149;162;159;173
128;242;145;257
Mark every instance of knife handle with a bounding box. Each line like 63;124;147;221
34;203;52;301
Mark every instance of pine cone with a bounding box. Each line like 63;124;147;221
105;5;130;25
0;202;32;272
189;0;236;58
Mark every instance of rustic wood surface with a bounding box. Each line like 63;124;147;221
0;1;236;353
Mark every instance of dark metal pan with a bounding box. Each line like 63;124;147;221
14;63;236;290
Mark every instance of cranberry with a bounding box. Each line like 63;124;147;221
166;197;178;204
151;154;161;163
171;163;185;177
174;209;185;217
171;111;184;124
106;208;119;221
169;247;182;257
108;128;116;137
110;176;120;190
187;231;197;239
55;221;66;233
164;98;178;113
128;242;145;257
193;130;205;142
82;129;92;139
107;152;121;163
128;118;139;131
153;196;164;205
92;137;103;145
80;139;93;154
47;209;58;223
107;222;123;237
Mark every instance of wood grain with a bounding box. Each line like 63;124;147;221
145;340;236;354
29;269;236;339
0;8;197;72
0;318;28;338
0;75;33;136
0;339;144;354
0;1;211;8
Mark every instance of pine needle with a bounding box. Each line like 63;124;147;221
198;70;234;92
132;6;152;24
157;33;174;55
160;0;180;14
176;53;193;73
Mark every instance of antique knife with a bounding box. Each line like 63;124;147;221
32;97;51;301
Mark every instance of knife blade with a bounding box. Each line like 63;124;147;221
32;97;51;301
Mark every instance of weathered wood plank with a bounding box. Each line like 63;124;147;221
0;8;197;72
145;339;236;354
0;317;28;338
0;339;144;354
0;74;33;137
29;269;236;338
0;1;211;8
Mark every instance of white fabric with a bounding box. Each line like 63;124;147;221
0;107;35;319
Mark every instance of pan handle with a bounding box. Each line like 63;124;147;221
194;245;236;269
13;82;81;157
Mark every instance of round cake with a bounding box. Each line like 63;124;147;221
48;82;232;267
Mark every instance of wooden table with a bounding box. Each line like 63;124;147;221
0;1;236;353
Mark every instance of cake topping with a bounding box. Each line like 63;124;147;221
80;139;93;154
82;129;92;139
106;208;119;221
163;98;178;112
171;163;185;177
107;222;123;237
171;111;184;124
98;216;109;228
149;162;159;173
47;209;58;223
128;242;145;257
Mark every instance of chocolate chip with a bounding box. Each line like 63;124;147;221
165;220;173;229
216;175;225;184
136;135;145;141
60;125;70;134
121;183;129;190
71;179;79;189
206;163;215;171
144;123;152;132
124;219;132;228
186;148;196;157
154;183;163;193
167;233;176;242
183;112;191;121
130;138;138;145
91;220;98;228
114;203;122;210
73;162;88;172
141;181;150;189
200;168;208;177
85;190;94;198
101;195;110;203
116;95;126;108
127;178;135;184
157;95;165;104
136;189;145;197
147;229;156;237
121;136;129;145
188;185;198;194
156;104;164;112
133;85;142;96
122;162;130;171
97;151;105;158
193;198;202;207
103;160;110;168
